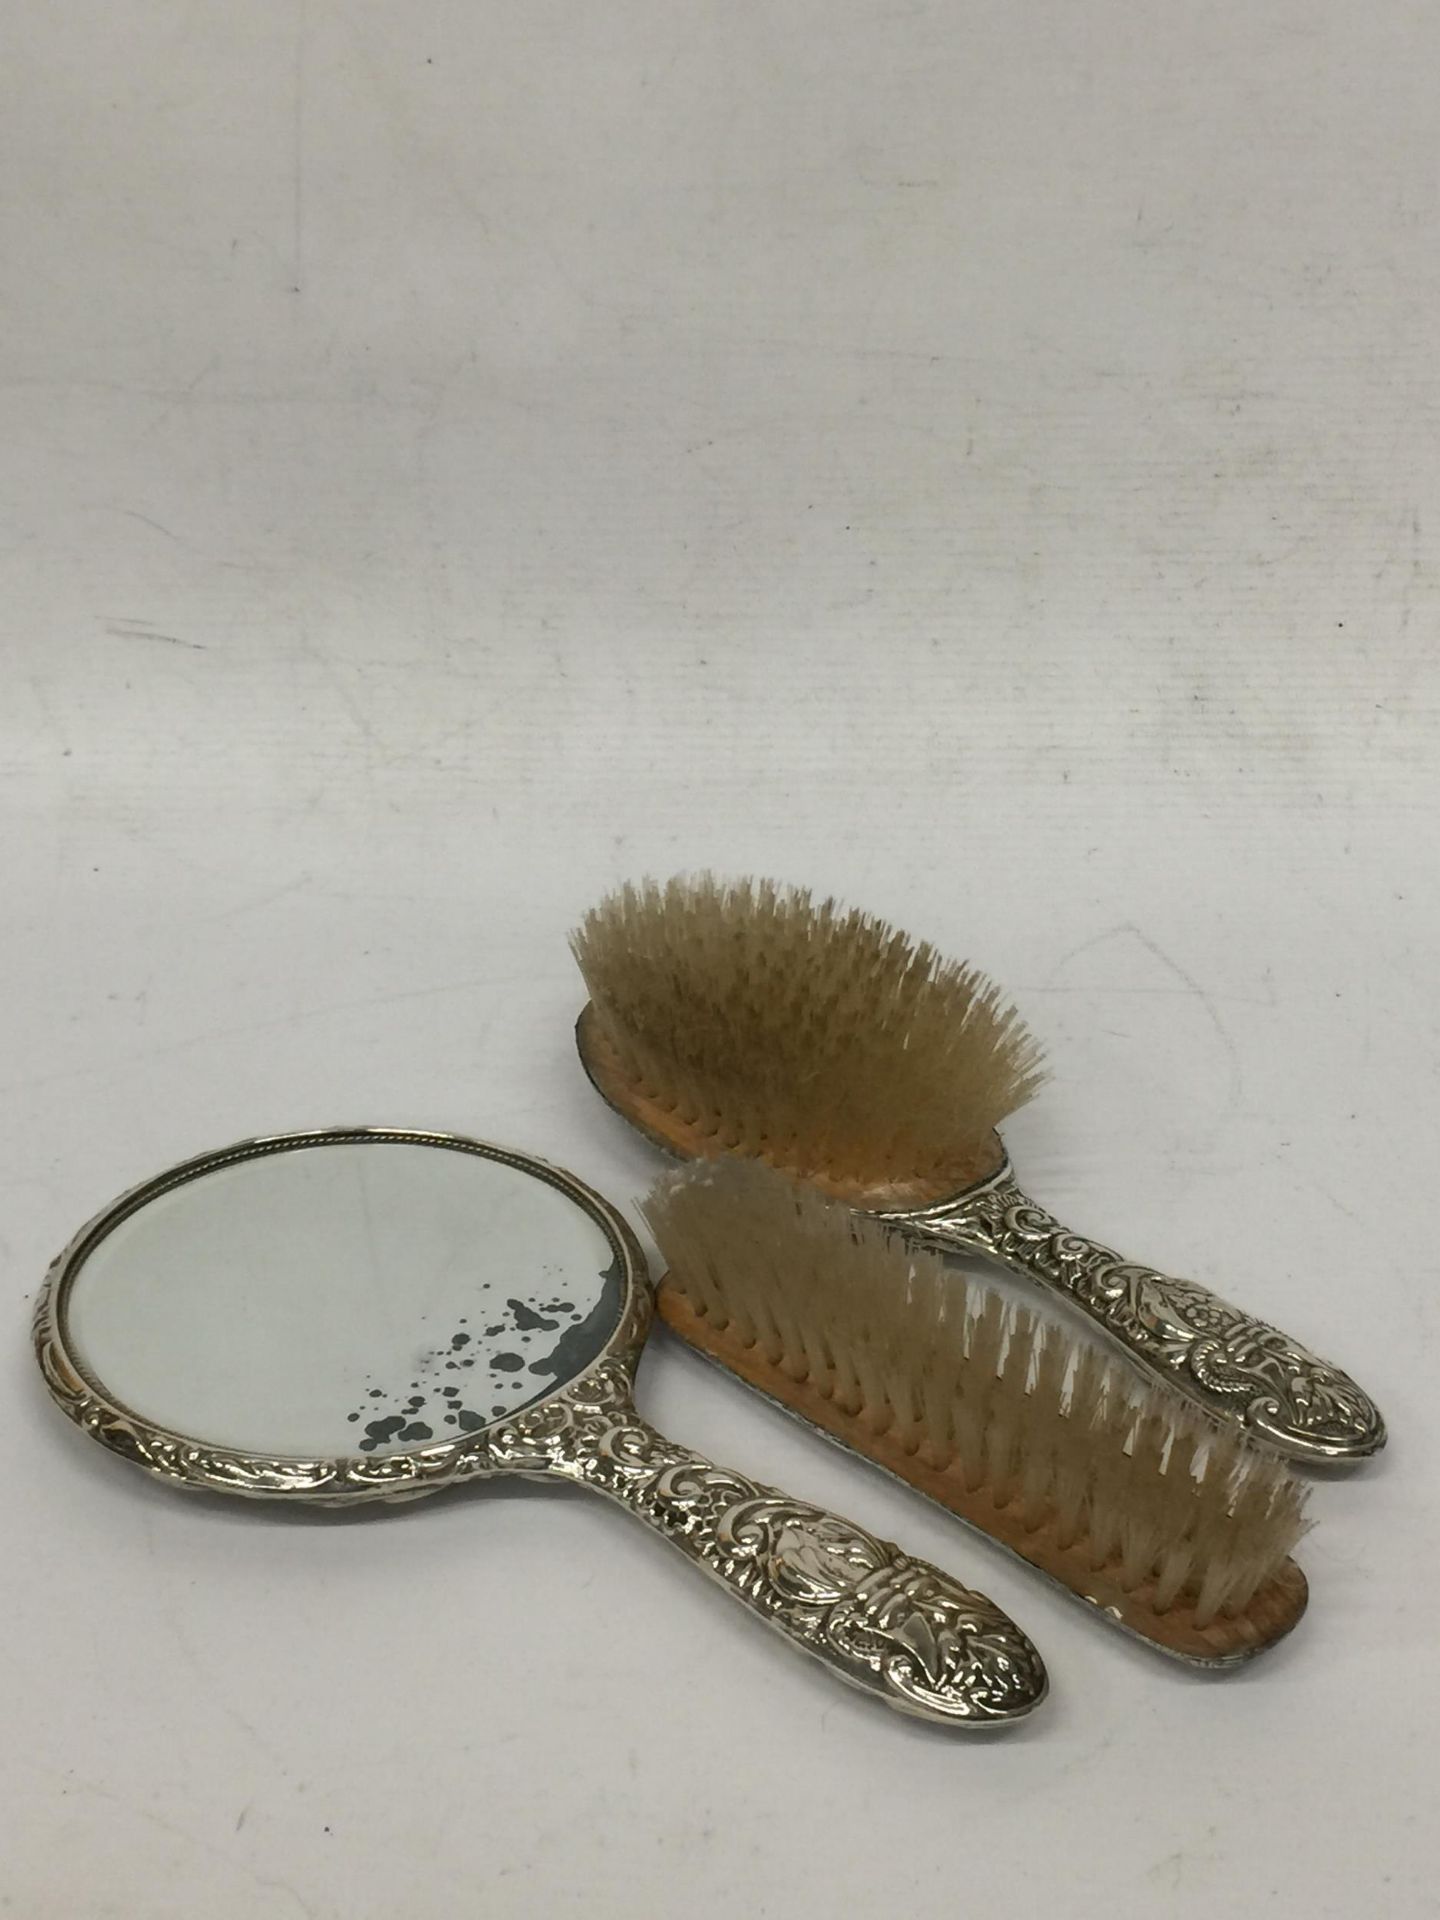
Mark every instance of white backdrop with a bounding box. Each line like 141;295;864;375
2;4;1435;1916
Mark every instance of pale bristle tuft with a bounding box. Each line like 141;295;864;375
642;1160;1307;1623
574;875;1045;1195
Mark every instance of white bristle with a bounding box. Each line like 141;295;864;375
642;1159;1308;1625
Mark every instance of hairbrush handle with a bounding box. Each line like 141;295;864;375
887;1166;1385;1465
498;1364;1046;1726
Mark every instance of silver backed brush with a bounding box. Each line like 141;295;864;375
571;875;1385;1467
643;1158;1310;1667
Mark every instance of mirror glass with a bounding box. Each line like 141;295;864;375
63;1139;626;1458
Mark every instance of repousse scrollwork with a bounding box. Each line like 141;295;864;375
891;1167;1384;1463
487;1357;1045;1724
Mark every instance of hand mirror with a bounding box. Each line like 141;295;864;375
35;1128;1046;1728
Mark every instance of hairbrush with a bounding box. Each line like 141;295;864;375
642;1158;1310;1666
572;875;1385;1465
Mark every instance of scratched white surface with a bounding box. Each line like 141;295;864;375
2;4;1437;1916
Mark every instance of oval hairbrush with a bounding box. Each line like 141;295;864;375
572;875;1385;1466
641;1159;1310;1667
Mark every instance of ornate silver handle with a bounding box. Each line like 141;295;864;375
486;1359;1046;1727
887;1166;1385;1465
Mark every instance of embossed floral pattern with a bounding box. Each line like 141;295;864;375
490;1356;1046;1723
899;1169;1385;1461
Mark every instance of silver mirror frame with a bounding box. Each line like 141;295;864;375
34;1126;651;1506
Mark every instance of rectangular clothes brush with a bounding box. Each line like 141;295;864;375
641;1158;1310;1667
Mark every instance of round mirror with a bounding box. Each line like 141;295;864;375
48;1130;633;1463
